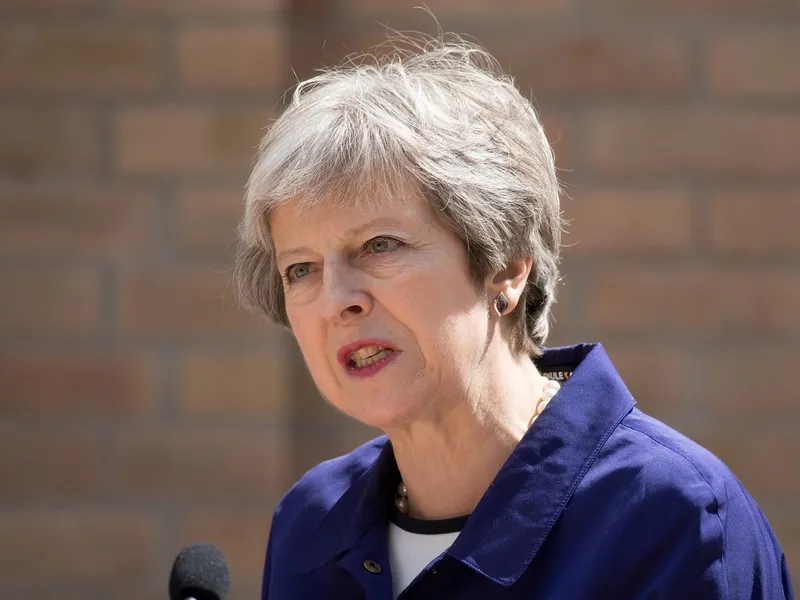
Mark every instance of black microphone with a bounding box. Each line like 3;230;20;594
169;542;230;600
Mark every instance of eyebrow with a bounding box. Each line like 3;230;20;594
275;217;409;264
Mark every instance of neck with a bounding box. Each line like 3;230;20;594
386;348;545;520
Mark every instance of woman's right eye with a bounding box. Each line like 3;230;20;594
285;263;311;282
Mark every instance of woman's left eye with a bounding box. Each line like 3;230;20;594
364;236;402;254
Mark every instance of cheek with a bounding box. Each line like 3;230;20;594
405;288;488;366
287;315;325;371
388;263;484;331
440;305;487;353
293;330;339;398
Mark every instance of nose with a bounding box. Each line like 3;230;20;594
321;260;372;324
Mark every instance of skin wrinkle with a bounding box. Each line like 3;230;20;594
271;190;547;520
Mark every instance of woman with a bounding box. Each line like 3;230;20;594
235;35;794;599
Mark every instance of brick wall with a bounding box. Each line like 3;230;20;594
0;0;798;597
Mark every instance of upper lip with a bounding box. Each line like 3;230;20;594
336;339;399;366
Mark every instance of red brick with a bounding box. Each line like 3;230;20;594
285;28;378;82
605;343;692;423
586;110;800;178
114;106;270;175
589;0;797;18
0;24;161;94
711;32;800;99
12;589;162;600
114;427;288;500
180;352;290;417
545;291;575;348
540;112;575;175
587;268;800;336
489;33;688;100
0;184;156;258
293;424;381;474
548;257;582;343
709;188;800;256
113;0;280;13
103;591;162;600
562;188;693;256
179;509;274;584
543;324;572;349
118;268;275;339
771;519;800;583
706;348;800;422
177;25;286;92
175;185;244;259
344;0;575;19
0;512;156;583
0;267;101;336
0;107;97;177
0;354;158;418
0;0;95;9
229;584;264;600
694;432;800;502
0;431;100;501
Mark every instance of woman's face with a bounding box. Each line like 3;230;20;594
271;192;494;431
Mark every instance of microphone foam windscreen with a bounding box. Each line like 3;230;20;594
169;542;231;600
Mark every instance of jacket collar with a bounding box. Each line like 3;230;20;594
448;343;636;584
291;343;636;584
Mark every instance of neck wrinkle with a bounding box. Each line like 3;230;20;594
387;352;546;521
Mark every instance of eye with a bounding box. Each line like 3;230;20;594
284;263;312;283
364;236;402;254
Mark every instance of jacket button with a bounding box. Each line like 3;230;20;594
363;559;382;574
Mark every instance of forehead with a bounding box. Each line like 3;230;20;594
270;189;437;245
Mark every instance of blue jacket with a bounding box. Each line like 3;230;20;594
262;343;794;599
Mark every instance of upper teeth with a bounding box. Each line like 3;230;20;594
349;345;389;361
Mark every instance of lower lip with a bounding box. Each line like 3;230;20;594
345;350;400;378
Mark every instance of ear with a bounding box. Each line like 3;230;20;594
487;257;533;316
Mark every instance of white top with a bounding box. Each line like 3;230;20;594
387;521;460;598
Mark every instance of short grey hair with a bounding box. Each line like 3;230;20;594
235;34;563;357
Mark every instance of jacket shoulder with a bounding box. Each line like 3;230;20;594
270;434;388;540
587;409;792;598
615;409;744;504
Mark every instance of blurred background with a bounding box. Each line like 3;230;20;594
0;0;798;597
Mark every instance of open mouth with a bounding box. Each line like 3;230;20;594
346;345;395;370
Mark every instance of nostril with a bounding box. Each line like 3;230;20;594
346;305;363;314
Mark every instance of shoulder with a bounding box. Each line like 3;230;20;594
575;408;730;544
270;434;389;541
572;408;791;597
613;409;733;501
591;408;754;525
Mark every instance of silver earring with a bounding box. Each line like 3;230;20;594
494;293;509;316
